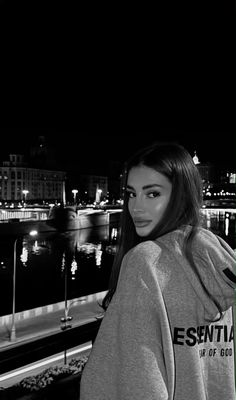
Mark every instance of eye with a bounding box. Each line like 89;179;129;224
126;190;136;198
146;191;161;198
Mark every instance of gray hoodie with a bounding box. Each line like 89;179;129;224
80;227;236;399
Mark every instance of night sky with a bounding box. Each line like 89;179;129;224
0;3;234;172
0;129;235;171
0;6;234;171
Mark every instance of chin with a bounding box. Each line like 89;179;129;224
135;227;152;237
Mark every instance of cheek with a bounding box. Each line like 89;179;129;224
150;200;168;217
151;202;163;212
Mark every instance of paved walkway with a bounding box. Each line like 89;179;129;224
0;291;106;350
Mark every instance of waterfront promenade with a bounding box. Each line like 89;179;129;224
0;291;106;387
0;291;106;348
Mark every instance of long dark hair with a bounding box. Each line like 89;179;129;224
102;141;223;319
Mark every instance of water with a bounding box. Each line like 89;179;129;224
0;224;118;317
0;209;235;317
200;208;236;247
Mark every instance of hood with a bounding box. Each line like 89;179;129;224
157;227;236;320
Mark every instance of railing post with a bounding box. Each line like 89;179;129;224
10;237;17;341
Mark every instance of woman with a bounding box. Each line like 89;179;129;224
80;142;235;399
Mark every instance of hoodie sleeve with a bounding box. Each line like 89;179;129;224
111;242;175;400
80;242;175;400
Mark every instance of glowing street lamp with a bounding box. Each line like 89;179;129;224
72;189;78;204
95;188;102;203
10;230;38;341
22;190;29;204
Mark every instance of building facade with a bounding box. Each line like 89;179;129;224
0;154;66;204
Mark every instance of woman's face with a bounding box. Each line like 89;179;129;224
127;165;172;237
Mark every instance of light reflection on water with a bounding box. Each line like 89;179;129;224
0;209;235;317
0;224;119;316
200;208;236;247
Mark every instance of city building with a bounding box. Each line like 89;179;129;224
193;151;236;207
0;154;66;204
193;150;236;185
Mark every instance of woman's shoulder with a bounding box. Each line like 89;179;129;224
194;226;219;245
193;227;230;249
126;240;163;265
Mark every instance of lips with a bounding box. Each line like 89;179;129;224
133;219;151;227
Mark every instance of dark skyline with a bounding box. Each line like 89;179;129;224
0;129;235;171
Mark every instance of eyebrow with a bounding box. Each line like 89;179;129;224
126;184;164;190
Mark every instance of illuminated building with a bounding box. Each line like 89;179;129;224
0;154;66;204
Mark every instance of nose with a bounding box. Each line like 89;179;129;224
131;195;144;212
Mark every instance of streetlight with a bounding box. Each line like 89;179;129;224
72;189;78;205
10;230;38;341
22;190;29;205
95;188;102;204
60;258;73;332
